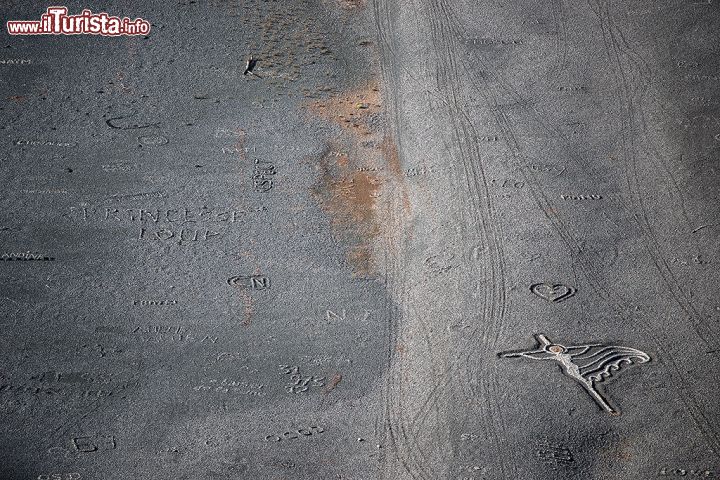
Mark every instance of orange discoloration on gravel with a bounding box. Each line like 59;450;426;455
322;0;367;11
324;373;343;394
381;136;411;214
307;82;381;137
240;290;253;327
306;77;410;277
339;0;366;8
313;141;382;277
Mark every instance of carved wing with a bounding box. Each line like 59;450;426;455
569;345;650;383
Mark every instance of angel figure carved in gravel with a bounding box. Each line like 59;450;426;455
500;334;650;415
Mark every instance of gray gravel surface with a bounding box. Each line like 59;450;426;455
0;1;719;479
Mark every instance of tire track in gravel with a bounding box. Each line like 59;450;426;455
588;0;720;455
549;0;570;78
372;1;449;477
446;0;720;457
590;0;715;341
481;73;720;460
370;1;412;475
371;0;519;477
375;0;718;472
418;0;518;477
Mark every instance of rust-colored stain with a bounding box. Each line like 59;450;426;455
347;246;374;277
313;142;382;277
330;0;366;9
250;3;336;86
307;82;381;137
324;373;342;394
614;439;633;461
306;77;411;277
240;290;253;327
7;95;26;103
381;137;411;214
335;152;349;168
380;136;402;177
317;0;367;10
345;172;380;223
599;438;633;462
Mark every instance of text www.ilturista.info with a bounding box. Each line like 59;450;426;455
7;7;150;36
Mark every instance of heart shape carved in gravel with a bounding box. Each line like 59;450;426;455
530;283;576;302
